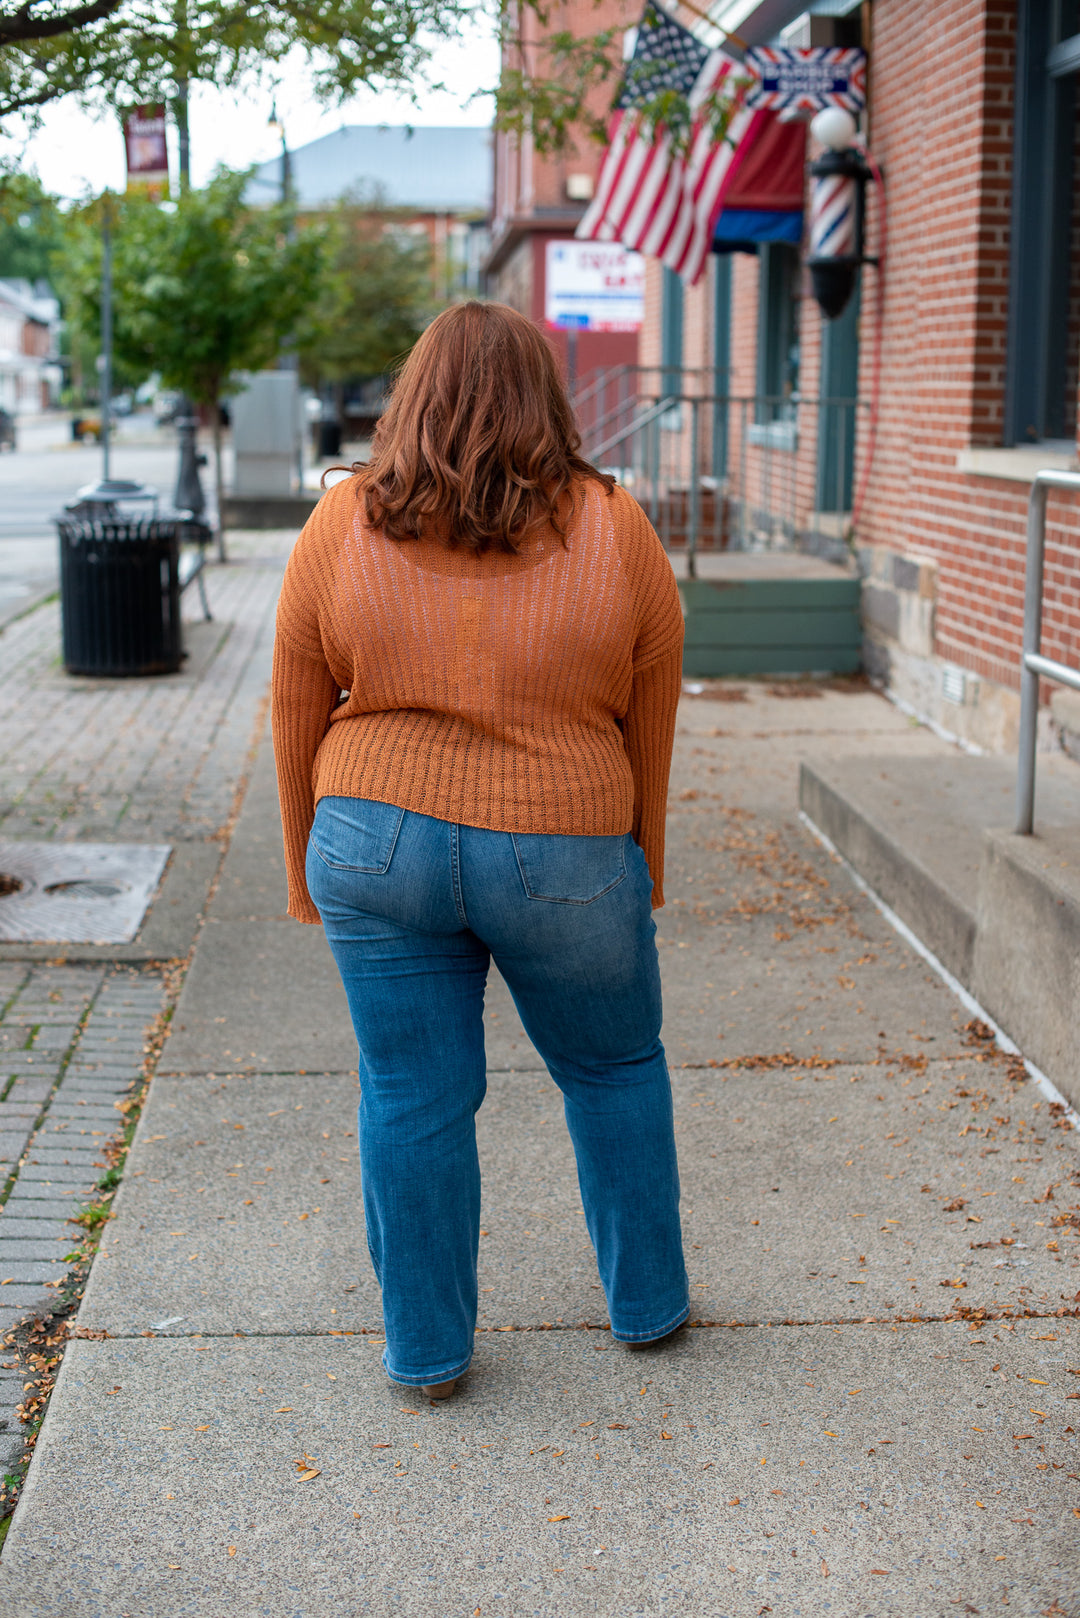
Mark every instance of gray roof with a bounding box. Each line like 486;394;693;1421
246;124;491;214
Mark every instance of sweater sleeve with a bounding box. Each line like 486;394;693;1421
624;642;682;907
617;489;685;908
271;536;342;924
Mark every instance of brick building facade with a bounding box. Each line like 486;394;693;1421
486;0;642;385
625;0;1080;752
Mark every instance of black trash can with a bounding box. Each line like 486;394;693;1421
317;418;343;458
57;516;184;676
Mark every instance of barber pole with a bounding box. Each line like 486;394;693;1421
805;109;875;320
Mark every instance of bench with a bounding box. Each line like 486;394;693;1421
177;521;213;621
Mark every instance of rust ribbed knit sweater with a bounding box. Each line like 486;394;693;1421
271;474;684;923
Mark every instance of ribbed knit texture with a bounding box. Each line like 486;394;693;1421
271;474;684;924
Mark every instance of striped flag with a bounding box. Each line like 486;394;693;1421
576;5;758;285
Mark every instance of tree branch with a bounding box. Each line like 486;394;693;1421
0;0;123;47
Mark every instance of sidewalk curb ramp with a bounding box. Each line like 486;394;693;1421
799;756;1080;1109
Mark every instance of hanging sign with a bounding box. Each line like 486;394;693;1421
745;47;867;115
123;104;169;198
544;241;645;333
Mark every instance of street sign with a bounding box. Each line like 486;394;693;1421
544;241;645;333
745;47;867;115
124;105;169;198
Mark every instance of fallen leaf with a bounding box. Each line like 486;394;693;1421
607;1423;628;1430
547;1514;570;1522
820;1558;829;1577
728;1497;740;1505
296;1468;320;1482
228;1546;236;1557
824;1431;839;1438
1028;1379;1049;1386
870;1569;888;1575
660;1432;673;1440
194;1424;210;1432
167;1563;181;1570
274;1407;294;1413
373;1443;391;1449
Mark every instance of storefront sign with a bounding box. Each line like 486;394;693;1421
544;241;645;333
745;47;867;114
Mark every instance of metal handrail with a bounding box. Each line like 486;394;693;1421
587;394;688;461
1016;467;1080;833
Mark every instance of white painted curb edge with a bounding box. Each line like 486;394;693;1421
797;808;1079;1129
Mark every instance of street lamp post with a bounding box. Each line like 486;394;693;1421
99;202;113;481
268;102;304;491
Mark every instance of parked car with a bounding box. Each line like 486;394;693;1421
0;408;15;452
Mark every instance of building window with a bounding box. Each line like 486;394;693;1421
1005;0;1080;446
752;243;801;446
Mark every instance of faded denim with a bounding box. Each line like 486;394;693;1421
306;796;689;1387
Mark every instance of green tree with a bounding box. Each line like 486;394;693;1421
57;168;325;506
0;0;467;143
0;173;62;281
297;199;432;425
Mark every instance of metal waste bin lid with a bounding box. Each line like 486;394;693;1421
71;478;159;506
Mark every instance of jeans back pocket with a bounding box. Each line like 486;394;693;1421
510;832;628;904
310;797;405;873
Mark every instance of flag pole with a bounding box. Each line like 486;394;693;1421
666;0;747;51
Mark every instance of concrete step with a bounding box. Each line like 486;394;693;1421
799;752;1080;1106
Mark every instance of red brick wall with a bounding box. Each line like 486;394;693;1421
856;0;1079;697
603;0;1080;719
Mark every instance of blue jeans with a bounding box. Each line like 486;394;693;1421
306;796;689;1387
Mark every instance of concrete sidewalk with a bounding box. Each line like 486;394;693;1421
0;668;1077;1614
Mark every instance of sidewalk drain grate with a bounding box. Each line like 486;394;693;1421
0;842;170;943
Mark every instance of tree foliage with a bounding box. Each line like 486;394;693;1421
0;171;62;280
56;168;323;407
296;199;432;392
0;0;469;124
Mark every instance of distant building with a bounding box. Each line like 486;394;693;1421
247;125;492;298
485;0;642;386
0;280;61;414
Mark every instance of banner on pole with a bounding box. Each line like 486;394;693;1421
124;105;169;198
745;47;866;114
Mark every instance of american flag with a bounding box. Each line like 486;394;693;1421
576;2;757;286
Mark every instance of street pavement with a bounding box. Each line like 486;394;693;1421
0;531;1076;1614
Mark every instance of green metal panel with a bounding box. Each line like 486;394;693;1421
682;644;862;677
678;575;863;677
679;578;861;612
682;609;862;650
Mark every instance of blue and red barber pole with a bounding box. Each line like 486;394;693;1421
805;108;878;320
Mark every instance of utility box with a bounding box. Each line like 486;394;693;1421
231;371;302;497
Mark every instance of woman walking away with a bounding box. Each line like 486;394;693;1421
271;301;688;1400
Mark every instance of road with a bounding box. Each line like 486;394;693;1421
0;412;212;629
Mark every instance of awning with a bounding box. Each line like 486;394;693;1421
712;113;806;253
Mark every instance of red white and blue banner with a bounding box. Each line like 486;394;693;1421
745;46;867;114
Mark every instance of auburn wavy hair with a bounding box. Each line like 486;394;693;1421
357;301;614;553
